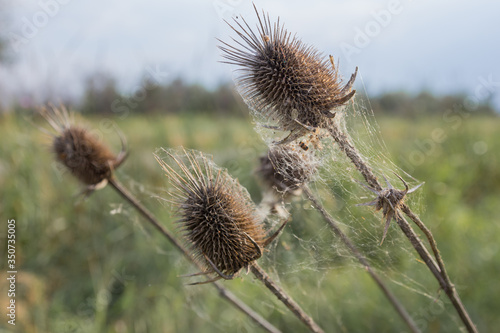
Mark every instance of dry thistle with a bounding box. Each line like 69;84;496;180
358;174;423;244
155;148;286;284
257;143;319;196
40;105;127;189
219;5;357;144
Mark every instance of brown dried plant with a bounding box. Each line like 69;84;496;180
39;106;282;333
257;143;319;197
155;148;287;284
358;174;423;245
256;144;421;333
155;148;325;333
220;6;478;333
219;4;357;144
40;104;127;190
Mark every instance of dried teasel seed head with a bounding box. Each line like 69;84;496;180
155;148;269;278
219;5;358;144
257;143;319;196
40;105;127;187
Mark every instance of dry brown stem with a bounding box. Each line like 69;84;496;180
250;262;325;333
327;123;478;333
153;149;323;332
108;177;282;333
302;185;421;333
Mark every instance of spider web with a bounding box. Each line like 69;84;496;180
226;69;462;332
89;71;462;332
93;71;463;332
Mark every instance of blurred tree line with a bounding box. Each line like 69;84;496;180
3;71;497;117
79;73;247;117
77;72;497;118
367;91;496;117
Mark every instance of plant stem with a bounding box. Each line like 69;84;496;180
326;123;478;333
400;204;452;287
302;185;421;333
108;177;281;333
250;262;325;333
215;285;281;333
400;205;477;333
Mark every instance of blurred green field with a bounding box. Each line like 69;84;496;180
0;112;499;333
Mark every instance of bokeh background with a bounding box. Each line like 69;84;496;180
1;0;499;332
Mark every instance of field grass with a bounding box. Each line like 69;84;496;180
0;111;499;333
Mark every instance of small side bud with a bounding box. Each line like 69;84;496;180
257;143;319;197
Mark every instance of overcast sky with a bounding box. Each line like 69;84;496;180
1;0;499;108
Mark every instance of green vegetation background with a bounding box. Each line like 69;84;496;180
0;111;498;332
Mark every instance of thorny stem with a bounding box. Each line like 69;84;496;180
302;185;421;333
326;123;478;333
108;177;282;333
250;262;325;333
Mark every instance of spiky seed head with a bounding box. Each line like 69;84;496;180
219;5;357;142
257;143;319;195
155;148;267;277
41;105;126;186
357;175;422;245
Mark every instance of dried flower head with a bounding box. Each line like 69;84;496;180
257;143;319;197
41;105;127;188
219;5;358;144
358;174;423;244
155;148;286;284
